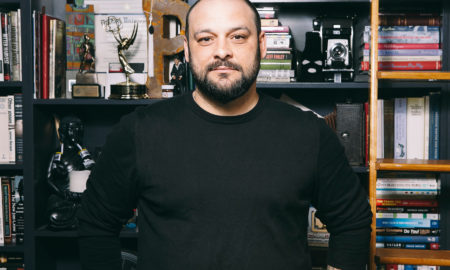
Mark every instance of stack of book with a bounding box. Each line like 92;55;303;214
256;6;295;83
378;264;439;270
376;93;440;160
0;253;24;269
360;13;442;71
376;173;440;269
0;94;23;164
0;175;24;246
0;9;22;82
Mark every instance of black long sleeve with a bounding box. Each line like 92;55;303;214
78;93;372;270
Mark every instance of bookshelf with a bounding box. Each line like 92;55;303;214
11;0;449;269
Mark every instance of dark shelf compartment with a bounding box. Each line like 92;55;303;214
33;98;163;106
0;163;23;171
0;81;22;88
0;244;25;253
35;226;138;239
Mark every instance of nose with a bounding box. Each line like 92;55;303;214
214;37;232;60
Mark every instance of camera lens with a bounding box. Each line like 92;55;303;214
330;43;347;59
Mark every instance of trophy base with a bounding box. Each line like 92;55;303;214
72;84;102;98
109;81;148;99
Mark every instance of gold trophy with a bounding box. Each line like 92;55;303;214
102;16;147;99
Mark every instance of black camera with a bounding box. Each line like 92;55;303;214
315;16;354;82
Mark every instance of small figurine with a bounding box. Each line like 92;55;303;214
170;55;185;95
79;34;95;73
46;115;95;230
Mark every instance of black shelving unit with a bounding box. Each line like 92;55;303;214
14;0;449;269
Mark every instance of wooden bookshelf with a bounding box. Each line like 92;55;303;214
376;159;450;172
375;249;450;267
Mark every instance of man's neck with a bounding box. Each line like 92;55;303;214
192;86;259;116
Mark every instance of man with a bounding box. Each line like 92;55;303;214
170;56;186;95
78;0;372;269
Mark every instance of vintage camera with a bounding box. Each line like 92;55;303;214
315;16;354;82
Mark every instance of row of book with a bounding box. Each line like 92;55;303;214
0;253;24;269
378;265;439;270
377;93;440;160
256;6;295;83
0;10;22;82
0;175;24;246
376;173;440;269
32;10;67;99
0;94;23;164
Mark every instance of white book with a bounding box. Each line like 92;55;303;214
407;97;425;159
394;98;407;159
377;99;384;158
424;95;430;159
7;95;15;163
48;20;55;99
0;97;10;163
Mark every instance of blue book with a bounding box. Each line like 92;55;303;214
376;218;439;228
376;235;439;243
428;92;440;160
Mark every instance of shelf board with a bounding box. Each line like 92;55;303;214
257;82;369;89
378;71;450;81
33;98;163;106
0;163;23;171
35;226;138;238
0;81;22;88
0;244;24;253
376;159;450;172
376;248;450;266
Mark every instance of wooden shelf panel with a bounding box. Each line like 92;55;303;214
378;71;450;81
376;248;450;266
376;159;450;172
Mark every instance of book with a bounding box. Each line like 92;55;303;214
377;227;440;236
424;96;430;159
360;61;442;71
376;199;438;207
383;99;394;159
14;94;23;163
379;14;441;26
261;19;278;27
363;43;440;50
376;213;439;220
406;97;425;159
377;99;384;158
376;218;439;228
376;206;438;213
428;92;440;160
262;25;290;33
376;242;439;249
362;49;442;56
0;97;10;163
1;13;11;81
394;98;407;159
376;235;439;243
51;18;66;98
12;175;23;244
40;13;58;99
9;10;20;81
1;178;12;244
362;55;442;62
7;95;15;164
0;15;3;81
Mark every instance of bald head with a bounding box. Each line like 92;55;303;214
185;0;261;42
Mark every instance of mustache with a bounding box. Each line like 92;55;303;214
206;60;243;72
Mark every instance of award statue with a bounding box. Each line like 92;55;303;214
102;16;148;99
72;34;102;98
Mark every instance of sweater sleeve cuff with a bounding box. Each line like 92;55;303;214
327;227;371;269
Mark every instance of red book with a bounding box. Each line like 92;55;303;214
376;199;439;207
364;43;440;50
40;13;57;99
360;61;441;71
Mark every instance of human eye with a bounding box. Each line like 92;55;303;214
197;36;213;45
231;32;248;43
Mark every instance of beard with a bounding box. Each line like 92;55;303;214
189;47;261;104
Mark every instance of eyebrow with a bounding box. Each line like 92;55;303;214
193;26;252;39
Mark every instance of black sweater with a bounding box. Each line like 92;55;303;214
78;93;372;270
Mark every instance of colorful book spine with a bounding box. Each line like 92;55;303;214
394;98;407;159
376;242;440;249
13;94;23;163
376;235;439;243
428;92;440;160
360;61;441;71
376;199;438;207
362;55;442;62
1;13;11;81
376;212;439;220
363;43;440;50
376;227;440;236
377;206;438;213
363;49;442;56
376;218;439;228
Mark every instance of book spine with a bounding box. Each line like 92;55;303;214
424;96;430;159
364;25;440;32
1;13;11;81
10;176;16;244
376;235;439;243
361;61;441;71
263;53;292;60
394;98;407;159
377;99;384;158
7;95;15;163
376;198;439;207
0;97;9;163
379;16;441;26
260;63;292;70
257;69;295;77
383;99;394;159
376;212;440;219
377;206;439;213
407;97;425;159
41;14;50;99
14;94;23;163
9;11;20;81
362;55;442;62
0;15;3;82
377;242;440;249
363;43;440;50
376;227;440;236
260;19;278;27
363;49;442;56
48;19;55;99
12;175;23;244
376;218;439;228
428;92;440;160
261;26;289;33
1;178;12;244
